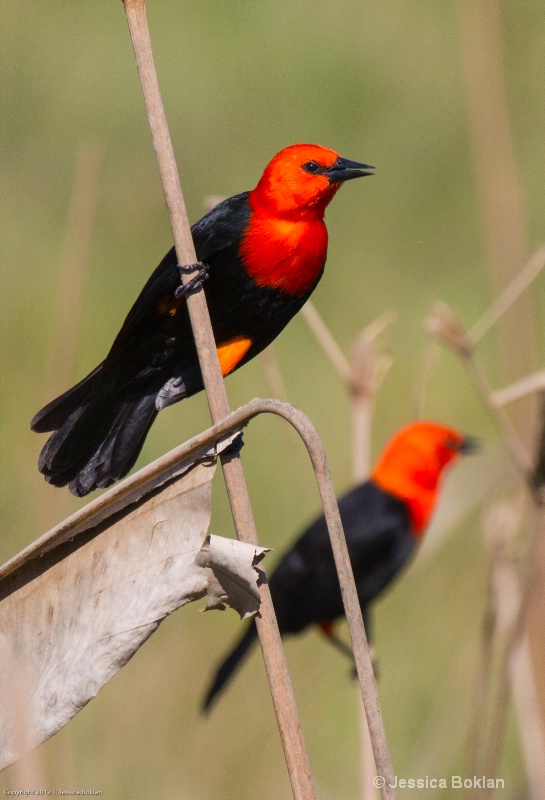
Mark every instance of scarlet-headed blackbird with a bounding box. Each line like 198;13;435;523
32;144;373;496
202;422;476;711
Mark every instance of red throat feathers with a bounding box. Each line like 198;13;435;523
371;421;466;536
240;144;343;296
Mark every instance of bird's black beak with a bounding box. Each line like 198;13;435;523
458;435;480;455
327;157;375;184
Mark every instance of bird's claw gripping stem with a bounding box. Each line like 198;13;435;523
175;261;209;299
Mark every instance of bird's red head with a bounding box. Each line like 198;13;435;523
371;422;475;538
241;144;373;296
250;143;374;219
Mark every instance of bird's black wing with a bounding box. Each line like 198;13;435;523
339;484;414;605
268;482;414;635
103;192;251;363
201;482;413;711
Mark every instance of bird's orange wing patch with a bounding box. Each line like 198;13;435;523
217;336;252;376
156;293;184;316
319;620;335;638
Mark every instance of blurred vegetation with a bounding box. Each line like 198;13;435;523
1;0;544;798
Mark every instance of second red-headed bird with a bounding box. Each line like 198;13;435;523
202;422;476;711
31;144;373;496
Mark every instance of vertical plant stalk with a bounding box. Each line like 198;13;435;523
482;456;545;799
456;4;545;768
462;495;527;790
259;347;289;402
426;301;545;792
300;301;354;384
464;591;495;783
301;301;395;799
462;494;523;800
425;302;533;476
469;244;545;345
350;335;378;800
268;402;397;800
121;2;315;797
456;0;535;385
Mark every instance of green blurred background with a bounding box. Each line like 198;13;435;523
1;1;545;797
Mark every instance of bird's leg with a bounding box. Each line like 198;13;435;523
327;632;356;662
175;261;209;299
319;621;355;662
319;621;379;678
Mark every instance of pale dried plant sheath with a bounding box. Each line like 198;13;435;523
0;444;274;772
197;534;270;618
0;461;215;770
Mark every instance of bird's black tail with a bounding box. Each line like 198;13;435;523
32;368;158;497
202;620;259;713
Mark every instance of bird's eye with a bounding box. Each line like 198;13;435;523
302;161;321;174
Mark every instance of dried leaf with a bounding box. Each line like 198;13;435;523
0;461;215;771
196;534;270;619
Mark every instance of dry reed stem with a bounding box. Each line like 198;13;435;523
462;494;524;798
480;499;545;799
425;301;533;476
121;3;398;797
264;299;395;798
464;596;495;781
463;357;534;475
455;2;545;785
301;300;395;798
257;347;294;450
492;369;545;408
349;329;380;800
413;340;438;420
301;301;394;396
469;244;545;344
352;320;393;800
264;401;397;799
300;301;353;385
508;638;545;799
426;298;545;788
456;0;535;385
258;346;289;402
474;435;545;797
121;1;315;796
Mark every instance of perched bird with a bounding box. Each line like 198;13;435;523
202;421;476;711
32;144;373;496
